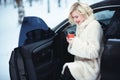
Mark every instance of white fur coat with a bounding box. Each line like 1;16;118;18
62;15;103;80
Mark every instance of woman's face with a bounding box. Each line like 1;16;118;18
71;10;85;25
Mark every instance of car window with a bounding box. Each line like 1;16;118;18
94;10;115;25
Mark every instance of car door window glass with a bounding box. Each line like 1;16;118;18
24;28;54;45
94;10;115;25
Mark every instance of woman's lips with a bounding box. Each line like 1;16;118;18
76;21;80;24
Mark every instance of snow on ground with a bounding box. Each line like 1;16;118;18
0;0;102;80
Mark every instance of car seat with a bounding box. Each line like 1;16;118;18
105;9;120;39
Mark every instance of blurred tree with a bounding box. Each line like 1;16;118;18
58;0;61;7
4;0;7;6
0;0;1;5
47;0;50;13
15;0;22;7
28;0;32;7
15;0;25;24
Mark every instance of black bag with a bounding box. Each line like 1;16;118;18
9;48;27;80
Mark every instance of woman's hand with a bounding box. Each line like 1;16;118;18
66;37;74;44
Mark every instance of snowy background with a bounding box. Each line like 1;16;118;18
0;0;102;80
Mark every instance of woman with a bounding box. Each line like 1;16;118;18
61;2;103;80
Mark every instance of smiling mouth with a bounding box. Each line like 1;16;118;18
76;21;80;24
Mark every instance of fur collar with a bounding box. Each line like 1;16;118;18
76;14;95;36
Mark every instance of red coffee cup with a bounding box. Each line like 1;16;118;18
67;33;75;39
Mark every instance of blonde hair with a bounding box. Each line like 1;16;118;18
68;2;93;24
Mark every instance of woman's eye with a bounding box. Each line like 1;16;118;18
75;16;78;18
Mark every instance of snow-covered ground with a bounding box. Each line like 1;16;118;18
0;0;102;80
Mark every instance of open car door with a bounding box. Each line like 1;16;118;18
9;17;62;80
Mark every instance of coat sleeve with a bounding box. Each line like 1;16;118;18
68;21;103;59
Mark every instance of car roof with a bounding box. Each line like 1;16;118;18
90;0;120;12
91;0;120;9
